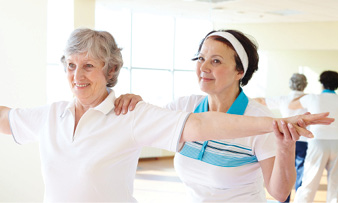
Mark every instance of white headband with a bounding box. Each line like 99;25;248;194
207;32;249;79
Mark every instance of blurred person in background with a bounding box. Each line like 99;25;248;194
254;73;308;202
291;70;338;203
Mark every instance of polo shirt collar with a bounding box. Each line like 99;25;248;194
60;89;116;118
194;88;249;115
289;90;304;97
322;89;336;94
94;90;116;114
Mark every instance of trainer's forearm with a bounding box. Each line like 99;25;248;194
181;112;274;142
0;106;11;135
268;143;296;201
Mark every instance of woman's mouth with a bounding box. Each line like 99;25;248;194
74;83;90;88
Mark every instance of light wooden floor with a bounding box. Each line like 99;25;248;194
134;157;327;203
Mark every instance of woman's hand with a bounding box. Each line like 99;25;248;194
114;94;143;115
273;120;300;145
291;112;334;126
276;112;334;139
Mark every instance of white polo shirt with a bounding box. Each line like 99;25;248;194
300;93;338;140
166;95;276;202
9;90;190;202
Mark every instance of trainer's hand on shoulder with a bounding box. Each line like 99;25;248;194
114;94;143;115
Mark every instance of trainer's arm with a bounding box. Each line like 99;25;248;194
0;106;11;135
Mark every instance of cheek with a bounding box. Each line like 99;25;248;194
196;66;201;77
66;72;73;82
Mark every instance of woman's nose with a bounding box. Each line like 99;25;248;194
199;61;210;73
74;67;85;81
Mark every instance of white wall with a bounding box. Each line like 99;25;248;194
0;0;47;201
214;22;338;97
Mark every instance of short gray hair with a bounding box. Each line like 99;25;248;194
289;73;307;91
60;28;123;87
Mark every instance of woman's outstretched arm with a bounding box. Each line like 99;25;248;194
181;111;333;142
0;106;11;135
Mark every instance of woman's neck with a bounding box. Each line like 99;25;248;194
208;87;240;113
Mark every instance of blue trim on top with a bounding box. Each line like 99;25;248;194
180;88;258;167
322;89;336;94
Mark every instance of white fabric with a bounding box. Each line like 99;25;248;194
265;90;308;142
207;32;248;78
294;140;338;203
299;93;338;140
294;92;338;202
9;90;190;202
166;95;276;202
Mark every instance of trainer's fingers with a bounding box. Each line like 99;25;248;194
272;120;283;140
280;120;292;141
288;123;300;141
121;99;131;115
114;98;122;115
129;96;142;111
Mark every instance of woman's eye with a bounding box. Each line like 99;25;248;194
85;64;94;68
68;63;76;70
197;57;204;62
213;59;221;64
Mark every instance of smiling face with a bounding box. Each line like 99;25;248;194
66;52;111;107
196;38;243;97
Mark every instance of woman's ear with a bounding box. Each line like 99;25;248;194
107;66;116;79
237;71;244;80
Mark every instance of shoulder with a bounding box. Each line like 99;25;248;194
246;99;274;117
165;94;206;112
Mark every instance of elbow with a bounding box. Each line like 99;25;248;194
269;186;293;202
274;192;290;202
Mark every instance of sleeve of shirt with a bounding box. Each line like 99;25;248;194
9;105;49;144
265;96;282;110
247;100;277;161
131;102;191;152
252;132;277;161
299;94;312;109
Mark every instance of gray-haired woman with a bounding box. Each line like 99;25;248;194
0;28;333;202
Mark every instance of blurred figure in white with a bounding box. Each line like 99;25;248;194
291;70;338;203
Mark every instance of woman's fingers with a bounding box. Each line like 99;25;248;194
297;119;306;128
272;120;283;139
114;97;122;115
287;123;300;141
128;95;142;111
303;112;334;125
280;120;292;141
114;94;143;115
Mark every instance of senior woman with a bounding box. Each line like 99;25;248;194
114;30;332;202
0;28;333;202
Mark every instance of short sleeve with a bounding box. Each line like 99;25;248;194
252;132;276;161
299;94;313;109
9;105;49;144
131;102;190;152
265;96;283;110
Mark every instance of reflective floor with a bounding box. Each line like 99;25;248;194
134;157;327;203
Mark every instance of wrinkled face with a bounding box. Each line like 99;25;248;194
196;38;243;96
66;52;111;106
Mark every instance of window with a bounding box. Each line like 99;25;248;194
95;5;210;106
46;0;74;103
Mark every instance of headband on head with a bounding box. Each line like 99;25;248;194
207;32;249;79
